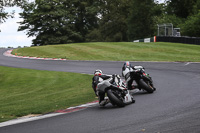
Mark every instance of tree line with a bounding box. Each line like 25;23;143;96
1;0;200;46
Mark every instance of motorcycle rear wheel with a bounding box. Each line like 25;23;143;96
107;89;125;107
138;79;154;93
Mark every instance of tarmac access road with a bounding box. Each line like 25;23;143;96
0;48;200;133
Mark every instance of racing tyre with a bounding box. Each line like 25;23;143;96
139;79;154;93
107;89;125;107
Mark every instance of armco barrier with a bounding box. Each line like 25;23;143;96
133;36;156;43
156;36;200;45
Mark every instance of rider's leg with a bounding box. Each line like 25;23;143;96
98;92;109;106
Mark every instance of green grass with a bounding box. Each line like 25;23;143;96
12;42;200;62
0;66;95;122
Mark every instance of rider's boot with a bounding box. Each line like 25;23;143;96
99;98;110;107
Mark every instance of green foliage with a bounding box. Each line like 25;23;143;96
2;0;199;44
0;0;25;28
127;0;157;41
18;0;134;44
0;9;13;24
85;28;102;42
18;0;99;45
166;0;197;18
180;11;200;37
192;0;200;14
97;0;131;42
155;0;200;37
155;14;185;29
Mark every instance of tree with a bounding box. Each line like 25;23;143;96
164;0;200;37
96;0;131;42
0;0;25;23
0;0;25;31
192;0;200;15
166;0;197;18
127;0;158;41
18;0;99;45
72;0;100;41
154;2;184;30
181;11;200;37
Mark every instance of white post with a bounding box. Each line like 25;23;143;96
171;23;173;36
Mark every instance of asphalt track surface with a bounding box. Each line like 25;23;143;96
0;48;200;133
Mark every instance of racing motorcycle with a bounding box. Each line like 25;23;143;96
122;65;156;93
96;75;135;107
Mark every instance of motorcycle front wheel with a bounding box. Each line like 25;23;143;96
107;89;125;107
138;79;154;93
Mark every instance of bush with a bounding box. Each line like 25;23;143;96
180;11;200;37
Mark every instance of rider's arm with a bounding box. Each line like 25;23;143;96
100;74;112;80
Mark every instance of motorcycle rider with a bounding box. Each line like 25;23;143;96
92;69;111;106
122;61;140;90
122;61;156;91
92;69;135;107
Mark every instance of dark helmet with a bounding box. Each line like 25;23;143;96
122;61;132;77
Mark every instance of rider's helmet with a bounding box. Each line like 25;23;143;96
123;61;131;70
94;69;103;76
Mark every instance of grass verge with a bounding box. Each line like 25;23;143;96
0;66;95;122
12;42;200;62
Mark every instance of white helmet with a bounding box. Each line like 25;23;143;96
94;69;103;76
